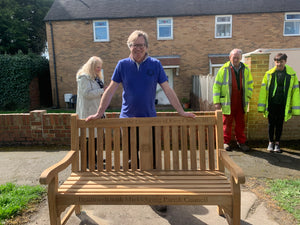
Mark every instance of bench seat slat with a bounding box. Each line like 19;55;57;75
65;172;228;178
59;184;231;189
66;176;228;181
70;171;226;176
58;189;231;195
58;188;231;194
58;193;232;196
62;179;230;185
59;171;231;195
58;172;231;196
67;177;228;181
67;177;228;182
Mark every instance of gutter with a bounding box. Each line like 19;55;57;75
49;21;60;108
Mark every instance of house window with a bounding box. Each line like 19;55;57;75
208;55;228;76
93;20;109;42
156;69;174;105
157;18;173;40
215;15;232;38
211;65;222;76
284;13;300;36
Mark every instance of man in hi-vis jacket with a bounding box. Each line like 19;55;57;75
213;49;253;152
258;53;300;153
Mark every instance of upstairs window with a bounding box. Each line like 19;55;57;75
215;15;232;38
157;18;173;40
93;20;109;42
284;13;300;36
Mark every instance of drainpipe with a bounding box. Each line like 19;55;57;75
49;21;60;108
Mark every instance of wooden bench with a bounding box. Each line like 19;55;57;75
40;110;245;225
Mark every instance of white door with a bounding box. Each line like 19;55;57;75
156;69;173;105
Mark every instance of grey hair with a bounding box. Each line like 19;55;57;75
230;49;242;56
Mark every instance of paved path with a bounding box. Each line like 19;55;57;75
0;143;299;225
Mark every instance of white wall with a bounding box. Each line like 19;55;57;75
245;48;300;80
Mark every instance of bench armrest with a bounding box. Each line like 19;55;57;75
219;149;245;184
39;150;76;185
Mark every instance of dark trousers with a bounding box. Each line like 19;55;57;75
128;127;139;167
128;127;156;169
268;103;285;142
86;138;97;168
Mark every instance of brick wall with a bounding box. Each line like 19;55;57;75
0;108;299;146
0;110;70;146
0;110;188;146
46;13;300;109
0;111;184;146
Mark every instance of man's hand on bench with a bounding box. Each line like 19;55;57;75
179;111;196;118
86;113;104;121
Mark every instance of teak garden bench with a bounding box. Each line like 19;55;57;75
40;110;245;225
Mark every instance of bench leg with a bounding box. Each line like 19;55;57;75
75;205;81;215
232;197;241;225
217;205;224;216
231;178;241;225
217;204;233;225
48;178;61;225
48;203;61;225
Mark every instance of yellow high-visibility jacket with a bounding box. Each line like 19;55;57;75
257;65;300;121
213;61;253;115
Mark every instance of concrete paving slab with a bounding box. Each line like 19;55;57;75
23;190;277;225
0;146;297;225
241;191;257;220
246;202;279;225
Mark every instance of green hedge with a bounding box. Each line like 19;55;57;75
0;53;49;111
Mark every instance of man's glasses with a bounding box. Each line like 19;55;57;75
131;43;146;49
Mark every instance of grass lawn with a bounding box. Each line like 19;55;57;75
0;183;45;225
266;178;300;223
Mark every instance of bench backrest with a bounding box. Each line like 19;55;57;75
71;110;224;172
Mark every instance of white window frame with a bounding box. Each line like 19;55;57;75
209;64;223;76
283;13;300;36
215;15;232;38
156;68;174;105
101;69;104;81
157;17;173;40
93;20;109;42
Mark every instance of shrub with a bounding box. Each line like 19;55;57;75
0;53;49;111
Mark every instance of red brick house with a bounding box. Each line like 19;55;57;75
44;0;300;109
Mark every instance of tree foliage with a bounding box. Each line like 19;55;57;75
0;0;54;55
0;53;50;110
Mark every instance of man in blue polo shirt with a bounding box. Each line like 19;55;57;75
86;30;194;214
86;30;195;120
113;55;167;117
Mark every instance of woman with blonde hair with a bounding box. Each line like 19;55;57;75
76;56;105;169
76;56;104;119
